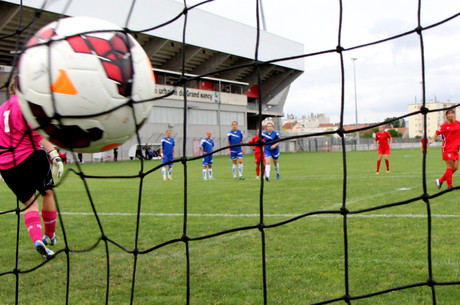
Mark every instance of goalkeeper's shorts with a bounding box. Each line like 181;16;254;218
0;149;54;203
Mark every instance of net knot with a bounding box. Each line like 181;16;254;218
421;192;430;203
181;234;190;242
340;207;349;216
335;45;344;53
257;223;265;231
181;156;187;164
337;127;345;138
427;278;436;287
415;25;424;34
419;106;429;115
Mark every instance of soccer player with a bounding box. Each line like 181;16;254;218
199;130;215;181
0;78;63;259
374;125;392;174
428;109;460;189
262;122;280;181
248;129;265;179
227;121;245;180
160;129;176;180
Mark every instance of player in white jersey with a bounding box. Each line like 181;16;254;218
199;130;215;180
262;122;280;181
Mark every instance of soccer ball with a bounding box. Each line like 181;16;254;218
16;16;155;153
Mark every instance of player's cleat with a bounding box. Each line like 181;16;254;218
376;171;379;174
239;176;245;180
234;177;238;180
209;177;216;180
35;240;54;259
163;178;167;181
265;176;270;182
203;178;207;181
168;177;173;180
276;173;280;179
42;234;57;246
436;179;442;190
386;170;390;174
256;176;260;180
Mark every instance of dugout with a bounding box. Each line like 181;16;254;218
128;143;161;160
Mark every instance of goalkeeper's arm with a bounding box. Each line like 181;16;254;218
40;138;64;178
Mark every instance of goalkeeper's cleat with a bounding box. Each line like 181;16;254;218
376;171;380;174
42;234;57;246
436;179;442;190
35;240;54;259
386;170;390;174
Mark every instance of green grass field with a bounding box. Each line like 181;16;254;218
1;147;459;304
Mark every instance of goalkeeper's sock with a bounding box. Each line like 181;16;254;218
256;166;260;177
42;210;57;238
377;160;381;172
24;210;43;244
385;159;389;170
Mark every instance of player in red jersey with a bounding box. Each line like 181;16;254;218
428;109;460;189
248;129;265;179
374;126;392;174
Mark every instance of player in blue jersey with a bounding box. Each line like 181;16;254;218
227;121;245;180
262;122;280;181
160;129;176;180
199;130;215;180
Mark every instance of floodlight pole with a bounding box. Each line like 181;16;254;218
259;0;267;31
351;58;359;145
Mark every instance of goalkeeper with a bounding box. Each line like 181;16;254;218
0;77;64;259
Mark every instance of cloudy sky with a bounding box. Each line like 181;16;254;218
181;0;460;124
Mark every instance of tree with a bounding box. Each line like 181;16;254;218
384;117;405;128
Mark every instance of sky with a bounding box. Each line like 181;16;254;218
179;0;460;125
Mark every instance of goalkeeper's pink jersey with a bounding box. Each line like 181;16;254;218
0;95;43;170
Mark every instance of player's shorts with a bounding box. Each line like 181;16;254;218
202;155;213;166
378;148;391;155
254;151;265;164
229;150;243;161
442;150;459;161
264;149;279;160
162;154;174;165
0;149;53;203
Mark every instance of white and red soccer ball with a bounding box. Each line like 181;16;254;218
16;16;155;153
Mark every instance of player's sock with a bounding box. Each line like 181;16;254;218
377;160;381;172
24;210;43;244
162;167;166;180
238;164;243;177
232;164;237;178
276;163;280;174
385;159;389;170
266;165;271;179
446;168;453;188
256;166;260;177
202;169;207;180
41;210;56;239
208;169;213;179
168;167;173;178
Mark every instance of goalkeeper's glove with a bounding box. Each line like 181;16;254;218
48;150;64;178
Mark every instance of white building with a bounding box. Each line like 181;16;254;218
407;100;459;138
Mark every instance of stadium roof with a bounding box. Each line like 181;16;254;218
0;0;304;110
